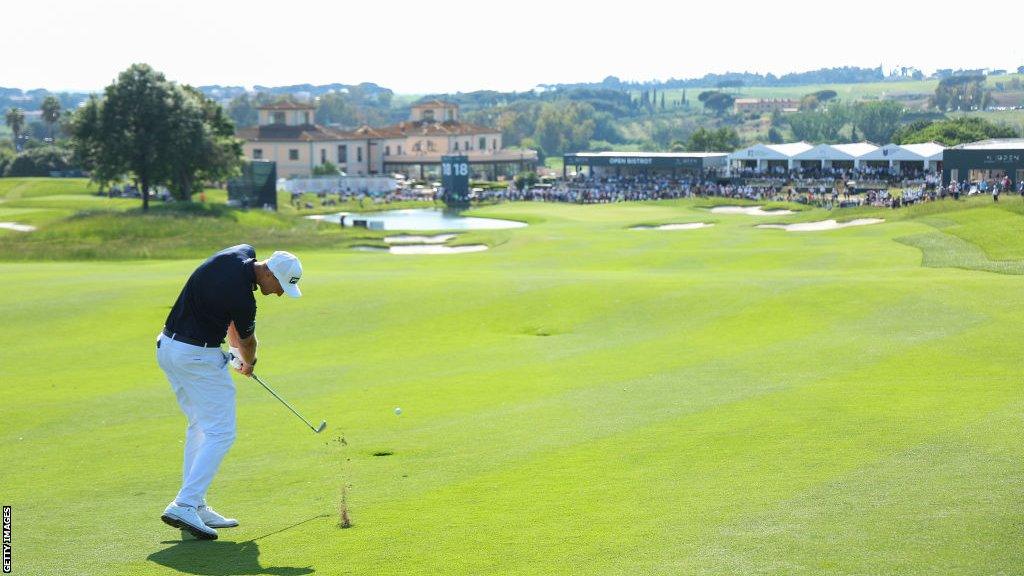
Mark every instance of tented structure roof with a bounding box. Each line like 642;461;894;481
728;142;813;161
900;142;945;160
792;143;880;161
859;143;937;162
952;138;1024;150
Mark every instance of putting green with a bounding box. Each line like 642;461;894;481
1;189;1023;575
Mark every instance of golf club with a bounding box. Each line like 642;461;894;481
251;373;327;434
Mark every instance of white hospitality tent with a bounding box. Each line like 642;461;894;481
900;142;945;172
858;142;945;172
728;142;814;172
791;142;880;169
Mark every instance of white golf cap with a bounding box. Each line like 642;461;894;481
266;251;302;297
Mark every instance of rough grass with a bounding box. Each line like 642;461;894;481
0;178;455;259
0;201;381;260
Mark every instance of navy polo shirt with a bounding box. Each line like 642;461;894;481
164;244;258;346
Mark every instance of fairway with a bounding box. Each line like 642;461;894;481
2;197;1023;575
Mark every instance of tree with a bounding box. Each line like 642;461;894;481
5;107;25;150
40;95;61;141
315;92;356;126
933;75;988;111
799;94;820;111
892;116;1016;146
852;101;905;144
700;92;735;115
786;104;849;142
4;146;73;176
491;102;536;148
164;85;243;200
716;79;744;92
687;127;739;152
70;63;242;210
72;64;172;211
534;101;596;155
813;90;838;103
313;161;339;176
227;93;259;127
514;170;537;191
0;145;14;176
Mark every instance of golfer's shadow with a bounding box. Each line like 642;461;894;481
147;539;314;576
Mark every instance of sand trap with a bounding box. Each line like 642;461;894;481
630;223;713;230
711;206;794;216
390;244;487;255
0;222;36;232
384;234;457;244
757;218;885;232
353;244;488;254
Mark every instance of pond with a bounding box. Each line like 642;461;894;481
308;209;527;231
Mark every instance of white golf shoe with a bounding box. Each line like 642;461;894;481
161;502;218;540
197;505;239;528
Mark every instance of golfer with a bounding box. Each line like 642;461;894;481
156;244;302;539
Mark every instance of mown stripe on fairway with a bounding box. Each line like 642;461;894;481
686;401;1024;575
897;231;1024;275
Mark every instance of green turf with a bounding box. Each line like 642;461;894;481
1;181;1023;575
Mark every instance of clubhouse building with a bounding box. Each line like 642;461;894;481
238;100;537;179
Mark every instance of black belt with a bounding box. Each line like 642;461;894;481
162;327;217;348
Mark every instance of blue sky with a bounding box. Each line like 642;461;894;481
5;0;1023;93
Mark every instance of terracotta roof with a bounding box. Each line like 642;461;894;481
383;149;538;164
239;121;499;142
351;121;497;138
256;102;316;110
237;124;347;142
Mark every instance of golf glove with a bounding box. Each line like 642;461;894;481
227;347;244;370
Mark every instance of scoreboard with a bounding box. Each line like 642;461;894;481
441;155;470;205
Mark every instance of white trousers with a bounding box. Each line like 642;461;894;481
156;333;237;508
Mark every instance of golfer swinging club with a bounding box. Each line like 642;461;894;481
156;244;302;540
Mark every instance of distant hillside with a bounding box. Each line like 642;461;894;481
0;82;395;112
541;66;1021;91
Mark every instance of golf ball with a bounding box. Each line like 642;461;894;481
394;407;402;415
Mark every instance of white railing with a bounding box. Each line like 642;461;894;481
279;176;398;195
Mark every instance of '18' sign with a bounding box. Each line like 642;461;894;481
443;162;468;176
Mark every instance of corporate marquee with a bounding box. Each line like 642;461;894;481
942;139;1024;186
727;142;945;172
562;151;729;177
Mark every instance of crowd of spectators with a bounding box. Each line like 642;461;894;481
290;187;435;210
482;168;1022;210
494;173;786;204
96;184;173;201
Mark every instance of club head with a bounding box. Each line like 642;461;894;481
314;421;327;434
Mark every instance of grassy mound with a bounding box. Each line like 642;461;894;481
0;178;455;259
